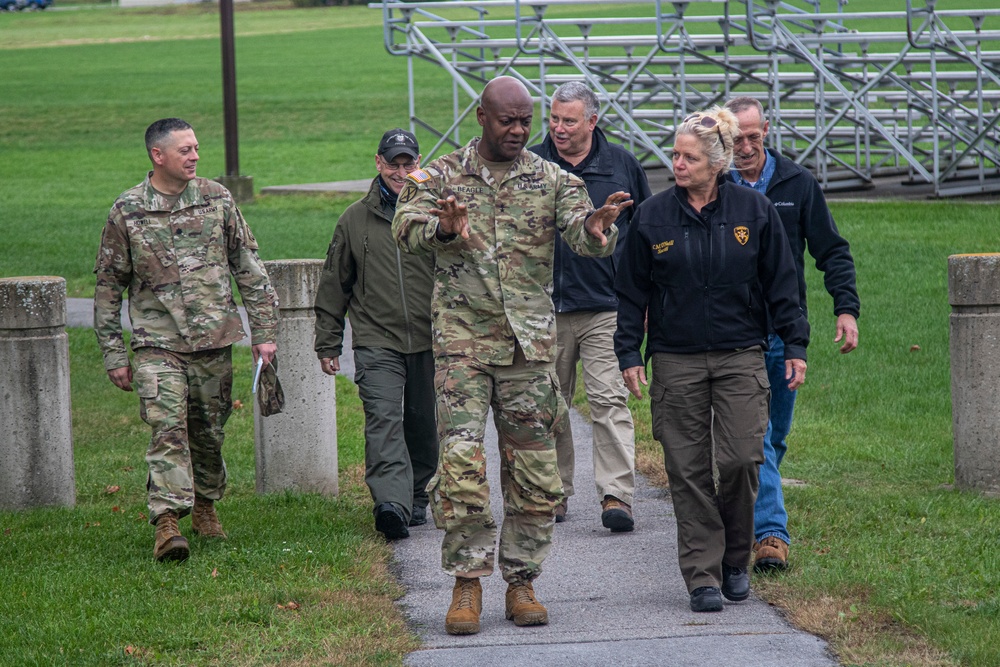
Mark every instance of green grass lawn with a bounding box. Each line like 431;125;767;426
1;330;418;666
2;3;1000;666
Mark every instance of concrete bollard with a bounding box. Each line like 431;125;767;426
255;260;338;496
949;253;1000;496
0;277;76;510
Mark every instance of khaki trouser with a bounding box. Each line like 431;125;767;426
554;310;636;505
133;346;232;524
427;345;566;583
649;348;769;593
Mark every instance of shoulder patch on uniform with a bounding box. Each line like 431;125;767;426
407;169;431;183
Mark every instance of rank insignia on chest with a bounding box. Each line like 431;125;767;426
734;226;749;246
407;169;431;183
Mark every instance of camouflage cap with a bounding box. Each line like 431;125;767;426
256;358;285;417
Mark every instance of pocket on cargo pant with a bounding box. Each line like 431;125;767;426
134;365;159;424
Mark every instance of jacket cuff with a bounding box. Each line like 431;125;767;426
783;345;808;363
618;351;644;372
250;329;277;347
104;351;130;372
315;345;343;359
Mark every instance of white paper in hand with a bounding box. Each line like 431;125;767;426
252;356;264;394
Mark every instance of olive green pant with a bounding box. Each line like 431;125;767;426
649;348;769;593
354;346;438;523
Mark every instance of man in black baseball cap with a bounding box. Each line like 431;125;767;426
314;128;436;541
378;128;420;162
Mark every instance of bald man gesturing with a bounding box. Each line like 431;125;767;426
393;77;631;635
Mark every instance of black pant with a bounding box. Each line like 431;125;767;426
354;347;438;522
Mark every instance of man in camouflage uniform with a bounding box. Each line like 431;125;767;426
94;118;278;563
392;76;632;635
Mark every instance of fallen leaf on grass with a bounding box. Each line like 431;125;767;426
232;399;243;410
121;466;134;472
85;522;101;528
111;506;120;513
104;485;121;494
137;512;147;522
125;645;135;655
910;344;921;352
277;601;301;611
211;568;219;578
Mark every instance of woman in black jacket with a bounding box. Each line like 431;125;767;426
614;107;810;613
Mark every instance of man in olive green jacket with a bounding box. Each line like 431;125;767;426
314;129;437;540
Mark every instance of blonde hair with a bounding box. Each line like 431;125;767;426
676;106;740;172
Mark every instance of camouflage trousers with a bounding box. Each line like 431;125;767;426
133;346;233;524
428;347;567;583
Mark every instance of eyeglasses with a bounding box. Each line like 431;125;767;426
379;158;418;172
684;113;726;149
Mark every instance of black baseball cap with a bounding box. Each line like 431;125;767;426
378;128;419;161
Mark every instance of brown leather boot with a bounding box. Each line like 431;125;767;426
192;497;227;539
600;496;634;533
153;511;190;562
505;581;548;626
753;536;789;572
445;577;482;635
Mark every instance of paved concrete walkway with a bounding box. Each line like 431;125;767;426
397;411;839;667
67;298;836;665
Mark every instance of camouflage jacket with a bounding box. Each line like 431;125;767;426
392;138;618;365
94;174;278;371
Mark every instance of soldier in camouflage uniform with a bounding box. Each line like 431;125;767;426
94;118;278;563
392;77;633;635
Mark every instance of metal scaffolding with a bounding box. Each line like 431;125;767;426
371;0;1000;197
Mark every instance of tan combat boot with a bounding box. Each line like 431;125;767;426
505;581;548;626
153;511;190;562
445;577;482;635
191;497;227;539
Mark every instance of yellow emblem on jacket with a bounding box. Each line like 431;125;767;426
734;226;749;246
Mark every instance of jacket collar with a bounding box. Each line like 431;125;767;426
362;176;393;222
726;149;796;193
537;125;614;177
672;175;731;222
460;138;538;187
140;171;205;212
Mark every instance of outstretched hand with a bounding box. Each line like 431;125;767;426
430;195;469;240
585;191;633;246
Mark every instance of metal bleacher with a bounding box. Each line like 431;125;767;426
370;0;1000;197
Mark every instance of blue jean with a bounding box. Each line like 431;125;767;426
754;334;796;544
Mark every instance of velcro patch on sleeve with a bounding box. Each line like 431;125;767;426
407;169;431;183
